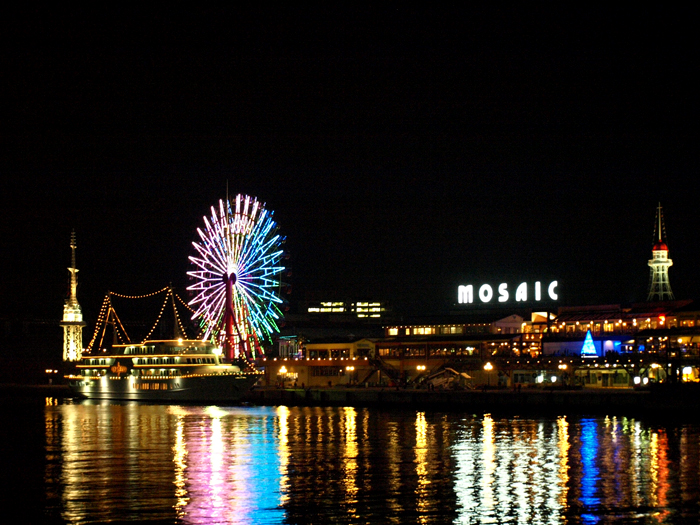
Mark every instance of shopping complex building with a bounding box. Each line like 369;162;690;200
261;205;700;390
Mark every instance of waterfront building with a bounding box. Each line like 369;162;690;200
305;299;387;318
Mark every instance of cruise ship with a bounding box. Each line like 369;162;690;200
66;339;261;402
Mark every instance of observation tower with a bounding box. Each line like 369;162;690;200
647;203;675;302
60;231;86;361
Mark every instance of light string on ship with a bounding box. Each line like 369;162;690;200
141;287;191;343
175;289;219;342
109;286;170;300
85;293;131;352
86;295;111;352
142;289;173;342
86;286;196;352
171;290;189;341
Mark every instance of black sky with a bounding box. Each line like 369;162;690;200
1;5;698;322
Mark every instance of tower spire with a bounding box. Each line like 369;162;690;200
647;204;675;301
61;230;86;361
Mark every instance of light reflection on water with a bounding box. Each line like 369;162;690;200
40;402;700;524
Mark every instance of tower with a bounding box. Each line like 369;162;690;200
60;231;86;361
647;203;675;301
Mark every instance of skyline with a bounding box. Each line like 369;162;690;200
1;6;698;323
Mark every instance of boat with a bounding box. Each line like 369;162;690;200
66;339;261;402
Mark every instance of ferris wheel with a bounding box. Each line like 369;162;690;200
187;194;286;359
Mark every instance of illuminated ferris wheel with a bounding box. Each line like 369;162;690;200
187;194;286;359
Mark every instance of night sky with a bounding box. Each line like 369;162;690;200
1;6;698;325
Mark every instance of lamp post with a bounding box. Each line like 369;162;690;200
345;365;355;385
416;364;426;388
484;361;493;388
45;369;58;385
278;365;287;388
558;363;568;387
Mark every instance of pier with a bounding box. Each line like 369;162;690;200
244;384;697;416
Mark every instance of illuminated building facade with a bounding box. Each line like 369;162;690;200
263;338;376;387
306;300;387;318
60;231;86;361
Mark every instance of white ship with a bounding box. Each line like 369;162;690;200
67;339;261;402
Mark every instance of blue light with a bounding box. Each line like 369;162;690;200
579;418;601;524
581;331;598;358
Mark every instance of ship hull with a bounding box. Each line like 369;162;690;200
68;373;260;402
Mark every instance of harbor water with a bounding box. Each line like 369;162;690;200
4;398;700;524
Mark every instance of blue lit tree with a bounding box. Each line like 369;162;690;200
581;330;598;358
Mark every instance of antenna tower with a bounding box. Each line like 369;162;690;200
647;203;675;301
60;230;87;360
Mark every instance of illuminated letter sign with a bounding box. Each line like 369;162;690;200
479;284;493;303
458;280;559;304
548;281;558;300
458;285;474;304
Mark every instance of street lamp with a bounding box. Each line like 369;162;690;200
484;361;493;388
277;365;288;388
345;365;355;385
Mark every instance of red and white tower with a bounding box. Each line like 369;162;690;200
60;231;86;361
647;203;675;302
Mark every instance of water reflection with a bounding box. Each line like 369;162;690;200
41;403;700;524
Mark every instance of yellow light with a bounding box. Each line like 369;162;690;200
484;362;493;371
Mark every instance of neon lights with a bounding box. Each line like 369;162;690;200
458;280;558;304
188;195;286;358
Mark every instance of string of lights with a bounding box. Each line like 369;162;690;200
86;295;111;352
142;289;174;342
86;294;132;352
171;290;189;340
109;287;170;299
